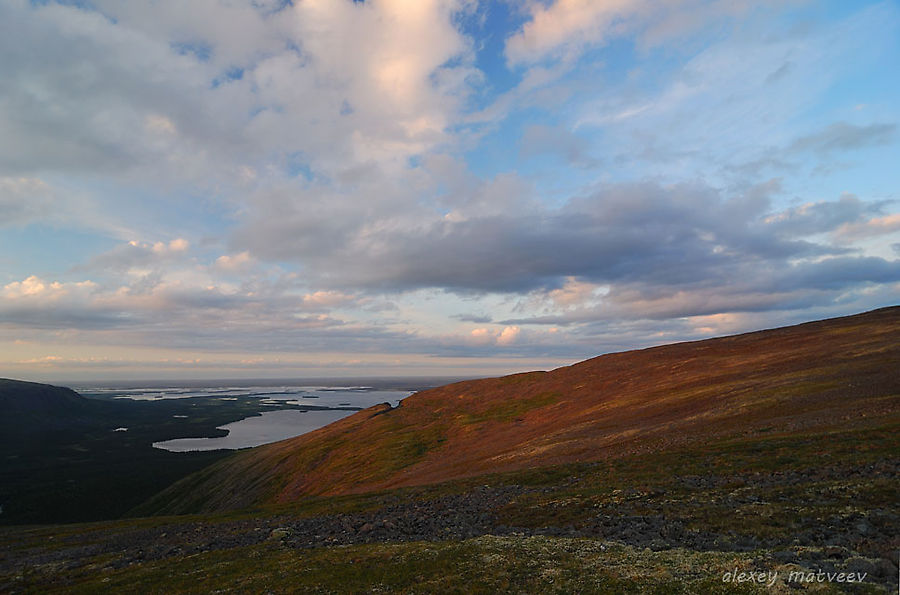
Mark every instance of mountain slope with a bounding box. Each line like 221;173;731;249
0;379;235;525
139;306;900;515
0;378;88;416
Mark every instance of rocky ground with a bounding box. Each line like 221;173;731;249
3;461;898;593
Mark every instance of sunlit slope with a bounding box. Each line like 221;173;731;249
139;306;900;515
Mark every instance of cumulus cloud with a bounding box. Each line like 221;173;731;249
505;0;648;65
2;276;97;301
467;325;521;347
0;269;416;356
496;325;520;345
215;251;255;272
545;278;608;309
2;1;898;376
469;327;494;345
301;290;358;309
835;214;900;242
81;239;192;272
0;0;478;189
0;0;216;178
0;276;133;330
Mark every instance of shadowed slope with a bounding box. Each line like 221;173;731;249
0;378;88;417
138;307;900;515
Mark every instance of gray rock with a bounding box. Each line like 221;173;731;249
773;550;797;563
872;558;897;579
649;539;670;551
268;528;291;540
844;557;876;577
823;545;845;558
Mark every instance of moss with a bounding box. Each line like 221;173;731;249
493;422;899;536
499;372;546;385
52;537;772;594
5;420;896;593
461;391;561;425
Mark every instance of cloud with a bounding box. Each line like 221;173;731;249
215;251;254;273
729;121;899;181
496;325;520;345
545;278;608;309
167;238;190;252
519;124;598;167
0;177;53;225
763;193;884;237
786;256;900;291
0;276;133;330
469;327;493;345
245;0;477;172
301;290;358;310
570;2;899;186
790;122;897;155
81;239;192;272
834;214;900;242
0;1;216;178
505;0;647;65
0;270;416;355
238;179;833;293
2;1;898;377
0;0;478;190
499;252;900;327
0;175;126;237
503;0;805;66
2;276;97;300
465;325;520;348
454;314;493;323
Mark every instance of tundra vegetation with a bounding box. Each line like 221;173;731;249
2;307;898;593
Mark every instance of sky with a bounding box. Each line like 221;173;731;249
1;0;898;382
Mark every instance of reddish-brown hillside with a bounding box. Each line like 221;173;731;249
140;307;900;515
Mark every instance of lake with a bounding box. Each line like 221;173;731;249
152;408;358;451
73;383;415;452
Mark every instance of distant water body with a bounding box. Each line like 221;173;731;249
76;383;414;407
74;381;434;452
153;409;357;452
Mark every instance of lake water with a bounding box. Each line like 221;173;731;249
79;384;412;408
152;409;357;451
76;382;419;452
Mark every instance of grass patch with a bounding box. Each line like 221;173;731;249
493;422;900;537
461;391;561;425
4;422;895;593
24;537;777;594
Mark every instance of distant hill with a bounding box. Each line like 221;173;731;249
0;378;88;416
0;378;233;525
139;307;900;516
